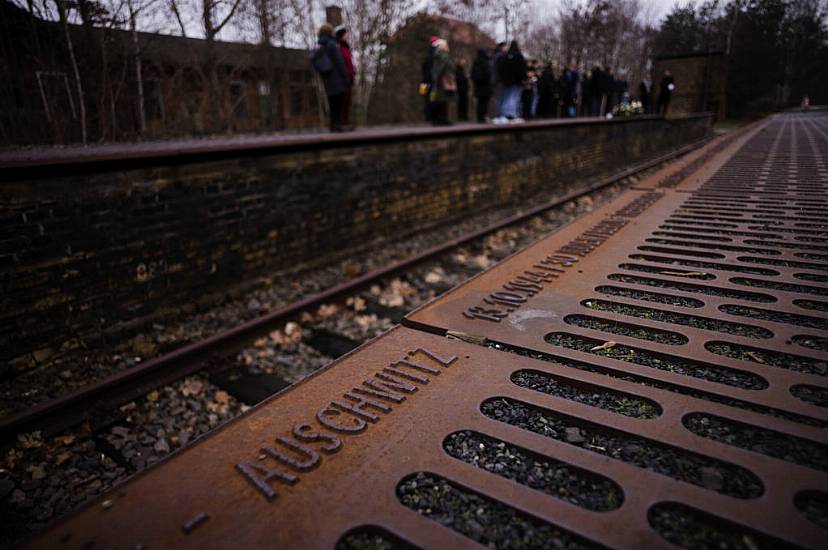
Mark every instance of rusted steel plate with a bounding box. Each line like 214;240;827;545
404;113;828;546
26;326;826;550
633;118;768;192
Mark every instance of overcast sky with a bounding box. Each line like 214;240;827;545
536;0;680;25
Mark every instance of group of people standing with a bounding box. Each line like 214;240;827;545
422;38;677;125
313;23;356;132
313;23;677;132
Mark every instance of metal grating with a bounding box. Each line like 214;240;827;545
29;113;828;549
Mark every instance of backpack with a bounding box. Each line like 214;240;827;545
311;44;333;75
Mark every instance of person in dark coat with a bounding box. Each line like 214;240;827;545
430;39;456;126
602;67;615;115
455;60;469;121
496;41;527;121
536;64;557;118
335;26;355;129
561;64;579;118
657;70;675;115
313;24;348;132
421;36;439;122
639;79;651;114
521;59;539;120
490;42;507;120
471;49;492;123
589;66;603;116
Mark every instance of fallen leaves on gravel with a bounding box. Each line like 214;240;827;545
17;432;43;449
590;341;617;352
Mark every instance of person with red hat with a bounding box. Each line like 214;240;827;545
335;25;355;130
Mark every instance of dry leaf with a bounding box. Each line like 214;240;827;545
424;271;443;284
214;390;230;404
55;435;76;446
180;379;204;397
254;338;268;349
746;351;765;364
146;390;159;403
317;304;338;319
446;331;487;345
17;432;43;449
55;452;72;466
590;341;617;352
346;296;366;312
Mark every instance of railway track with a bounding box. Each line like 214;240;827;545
18;110;827;550
7;113;826;549
0;132;730;443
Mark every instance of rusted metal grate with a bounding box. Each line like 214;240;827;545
29;113;827;549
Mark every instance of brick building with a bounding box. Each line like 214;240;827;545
652;51;727;120
368;14;495;125
0;1;322;145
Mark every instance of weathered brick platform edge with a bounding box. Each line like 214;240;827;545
0;114;712;363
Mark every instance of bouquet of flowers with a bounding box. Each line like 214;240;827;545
612;100;644;117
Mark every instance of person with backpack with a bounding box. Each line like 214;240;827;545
312;24;348;132
471;49;492;123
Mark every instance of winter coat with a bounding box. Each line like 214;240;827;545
471;50;493;97
496;50;526;87
561;69;578;102
422;46;435;85
536;68;557;116
431;49;456;102
659;75;675;97
339;40;355;84
455;66;469;96
314;35;348;97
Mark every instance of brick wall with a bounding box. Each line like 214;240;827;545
0;115;711;366
653;53;727;121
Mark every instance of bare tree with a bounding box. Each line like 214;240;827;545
339;0;416;125
55;0;88;143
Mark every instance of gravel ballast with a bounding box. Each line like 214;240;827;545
544;333;767;390
606;273;775;302
336;528;413;550
705;341;827;377
397;472;603;549
593;285;704;308
719;304;827;331
563;314;688;345
480;397;763;498
487;342;823;428
511;370;661;419
649;502;800;550
683;413;828;472
795;490;828;530
581;299;773;339
443;430;623;511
